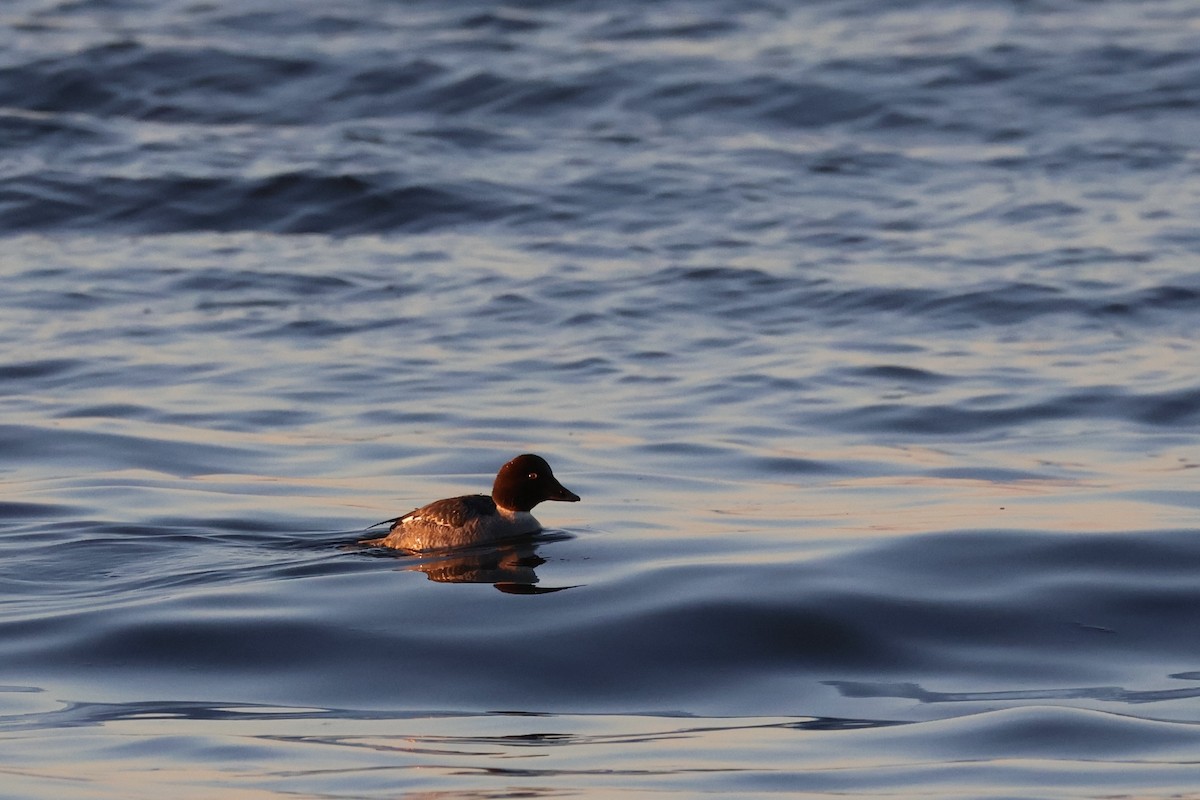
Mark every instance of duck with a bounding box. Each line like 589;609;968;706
362;453;580;551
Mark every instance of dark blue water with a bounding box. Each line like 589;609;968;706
3;0;1200;796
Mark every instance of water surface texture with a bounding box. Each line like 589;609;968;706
2;0;1200;797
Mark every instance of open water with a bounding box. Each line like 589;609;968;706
2;0;1200;797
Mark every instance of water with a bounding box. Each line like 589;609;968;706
2;0;1200;796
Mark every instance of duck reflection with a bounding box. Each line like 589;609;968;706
381;534;575;594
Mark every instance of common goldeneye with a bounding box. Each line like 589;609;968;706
362;453;580;551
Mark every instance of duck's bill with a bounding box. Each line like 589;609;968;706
551;482;581;502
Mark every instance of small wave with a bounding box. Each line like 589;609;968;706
0;423;267;475
824;383;1200;435
3;171;521;234
0;358;83;382
0;42;323;123
632;76;878;128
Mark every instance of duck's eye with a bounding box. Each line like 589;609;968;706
527;472;538;480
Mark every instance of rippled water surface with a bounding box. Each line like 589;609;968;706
2;0;1200;797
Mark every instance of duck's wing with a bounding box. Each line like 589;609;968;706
392;494;496;531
